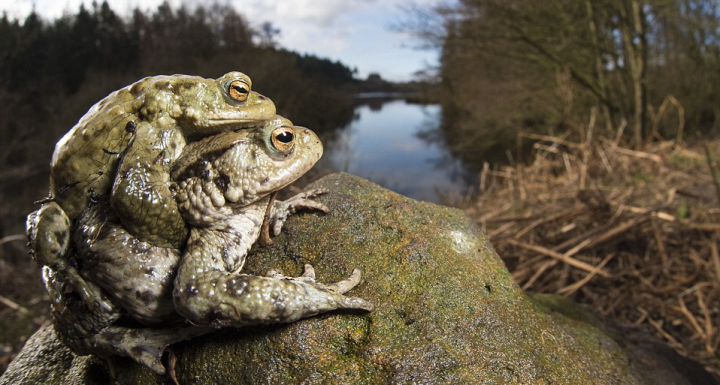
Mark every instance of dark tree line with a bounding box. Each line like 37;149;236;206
407;0;720;155
0;0;359;171
2;2;139;93
0;1;359;240
0;1;356;94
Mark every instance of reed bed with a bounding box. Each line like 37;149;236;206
466;122;720;376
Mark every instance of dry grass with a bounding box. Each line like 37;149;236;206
466;117;720;377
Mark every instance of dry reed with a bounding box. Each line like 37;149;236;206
467;116;720;377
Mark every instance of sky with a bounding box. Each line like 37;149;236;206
0;0;441;81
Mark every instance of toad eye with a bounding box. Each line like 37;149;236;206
271;126;295;152
228;80;250;102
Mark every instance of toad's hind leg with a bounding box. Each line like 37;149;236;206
173;230;374;327
45;265;213;375
74;201;181;325
91;324;215;375
174;266;373;327
27;202;113;312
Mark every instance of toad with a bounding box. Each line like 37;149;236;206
45;116;373;374
28;72;276;311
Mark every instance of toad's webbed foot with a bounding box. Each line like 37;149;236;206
91;324;214;375
97;265;372;375
268;264;368;296
54;263;114;312
271;189;329;235
44;266;123;358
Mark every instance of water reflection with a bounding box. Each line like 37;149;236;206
319;99;476;203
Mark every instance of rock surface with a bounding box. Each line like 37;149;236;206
2;173;716;384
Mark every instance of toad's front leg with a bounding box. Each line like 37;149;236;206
173;225;373;327
270;188;330;236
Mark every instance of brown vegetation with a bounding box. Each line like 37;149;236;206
465;113;720;376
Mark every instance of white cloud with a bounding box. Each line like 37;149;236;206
239;0;374;27
0;0;184;20
236;0;376;56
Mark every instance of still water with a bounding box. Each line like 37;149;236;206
320;99;474;203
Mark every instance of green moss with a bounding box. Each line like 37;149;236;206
669;153;703;167
677;199;690;219
632;172;652;183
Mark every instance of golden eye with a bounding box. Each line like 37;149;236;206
271;126;295;152
228;80;250;102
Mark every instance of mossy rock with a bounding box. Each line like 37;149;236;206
1;173;715;384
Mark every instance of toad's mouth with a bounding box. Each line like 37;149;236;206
184;117;266;137
207;118;265;127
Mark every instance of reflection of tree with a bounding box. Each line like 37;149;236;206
319;124;357;175
414;105;479;189
430;104;535;170
365;99;386;112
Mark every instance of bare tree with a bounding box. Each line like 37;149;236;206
404;0;720;147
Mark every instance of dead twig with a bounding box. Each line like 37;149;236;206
506;239;611;277
559;252;616;295
469;131;720;373
0;234;26;246
0;294;30;316
704;143;720;206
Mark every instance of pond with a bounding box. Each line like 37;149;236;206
319;98;476;203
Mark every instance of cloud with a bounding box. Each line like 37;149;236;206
238;0;374;28
235;0;378;56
